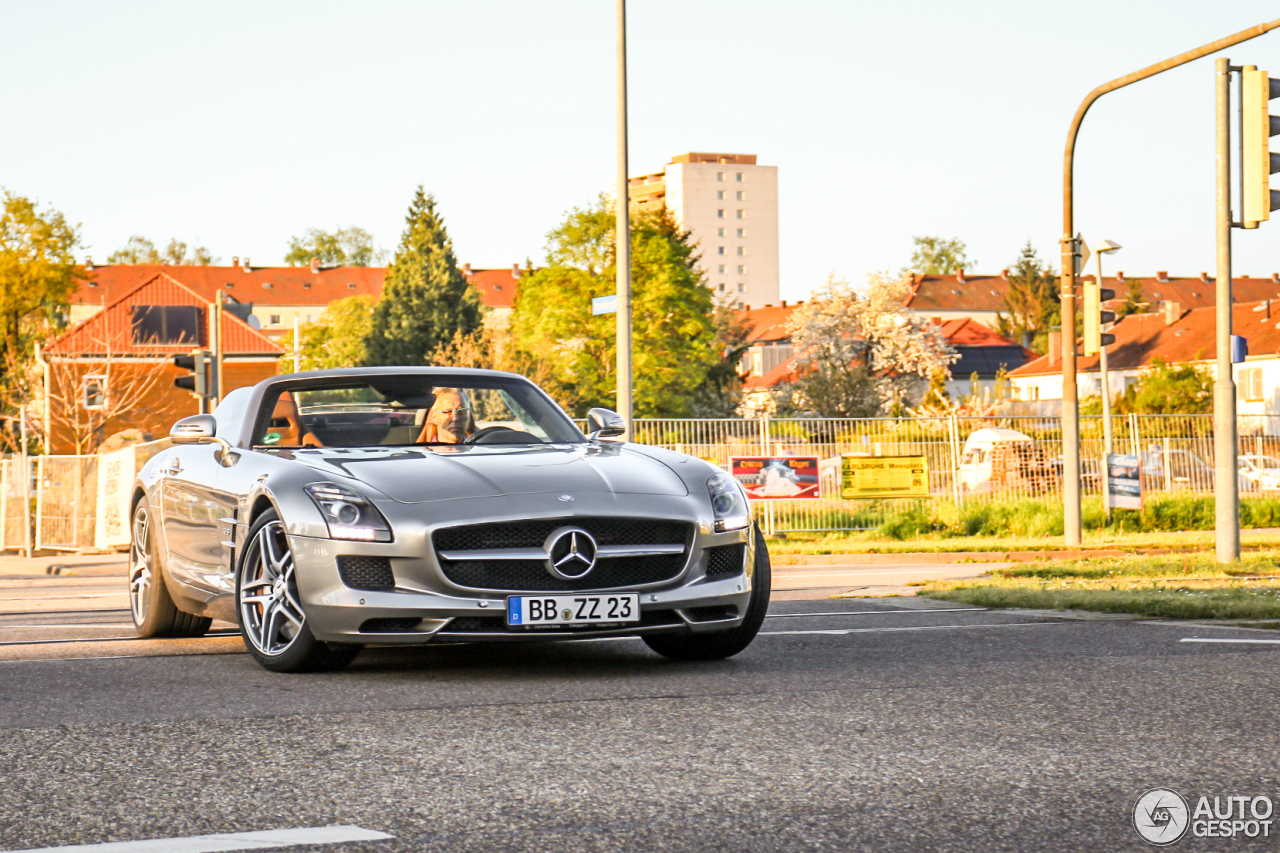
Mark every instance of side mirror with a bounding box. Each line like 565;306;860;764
170;414;217;444
586;407;626;441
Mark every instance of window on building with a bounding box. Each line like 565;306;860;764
737;247;745;256
718;246;725;255
718;283;725;293
737;283;745;293
269;314;282;326
717;227;725;237
737;228;745;238
716;190;724;200
130;305;205;345
717;209;725;219
82;375;106;411
716;171;725;181
1242;367;1265;401
737;265;746;274
736;209;745;219
736;191;745;201
718;264;726;274
735;172;744;182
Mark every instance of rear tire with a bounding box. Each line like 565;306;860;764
236;508;361;673
129;501;211;638
643;526;771;661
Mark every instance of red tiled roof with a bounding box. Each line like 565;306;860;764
72;264;521;311
738;303;800;344
742;356;797;390
48;273;284;356
467;268;520;309
905;271;1280;314
938;317;1021;347
1010;299;1280;377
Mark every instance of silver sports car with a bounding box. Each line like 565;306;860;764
130;367;771;672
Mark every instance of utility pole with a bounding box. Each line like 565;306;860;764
1059;18;1280;547
1215;57;1241;562
615;0;634;437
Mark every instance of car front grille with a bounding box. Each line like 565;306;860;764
338;555;395;590
704;544;746;577
433;518;693;592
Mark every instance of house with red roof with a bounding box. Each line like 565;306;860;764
71;259;525;339
42;273;283;453
904;269;1280;327
1008;299;1280;424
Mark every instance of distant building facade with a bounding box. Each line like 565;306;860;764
631;152;779;308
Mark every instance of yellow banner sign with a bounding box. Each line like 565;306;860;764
840;455;929;499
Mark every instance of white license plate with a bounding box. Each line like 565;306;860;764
506;593;639;627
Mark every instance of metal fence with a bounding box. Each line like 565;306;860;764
0;415;1267;551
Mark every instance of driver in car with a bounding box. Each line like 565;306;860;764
417;388;476;444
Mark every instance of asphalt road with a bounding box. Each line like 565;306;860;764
2;582;1279;853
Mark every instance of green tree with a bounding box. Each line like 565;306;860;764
690;303;753;416
284;226;383;267
1114;358;1212;414
278;295;375;372
107;235;216;265
995;241;1058;353
1114;276;1148;319
0;191;82;386
511;196;719;417
904;236;973;275
364;189;482;365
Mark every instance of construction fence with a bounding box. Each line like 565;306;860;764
0;413;1272;552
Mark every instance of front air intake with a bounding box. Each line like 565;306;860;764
338;555;395;590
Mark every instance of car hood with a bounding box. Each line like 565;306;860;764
279;443;689;503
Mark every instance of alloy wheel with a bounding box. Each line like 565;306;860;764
129;504;153;625
239;520;306;656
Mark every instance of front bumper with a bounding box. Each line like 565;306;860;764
290;526;756;645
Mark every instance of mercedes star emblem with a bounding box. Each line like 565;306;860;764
544;526;598;580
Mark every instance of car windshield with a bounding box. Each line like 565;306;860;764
252;375;583;448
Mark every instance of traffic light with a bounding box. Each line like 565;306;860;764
1243;66;1280;228
173;350;214;400
1083;278;1115;357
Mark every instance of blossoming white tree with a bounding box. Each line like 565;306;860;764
784;272;957;417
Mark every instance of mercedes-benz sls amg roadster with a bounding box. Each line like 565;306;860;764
129;367;771;672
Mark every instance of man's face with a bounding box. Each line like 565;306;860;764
430;392;469;443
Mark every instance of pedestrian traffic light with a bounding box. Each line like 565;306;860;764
1083;278;1115;356
1243;65;1280;228
173;349;213;399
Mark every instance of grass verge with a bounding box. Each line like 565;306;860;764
916;550;1280;621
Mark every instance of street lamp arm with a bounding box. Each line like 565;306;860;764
1063;18;1280;235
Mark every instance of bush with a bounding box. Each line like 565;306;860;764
877;505;941;540
956;499;1064;538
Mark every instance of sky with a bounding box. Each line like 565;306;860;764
3;0;1280;304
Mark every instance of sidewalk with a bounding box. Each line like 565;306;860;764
0;552;128;578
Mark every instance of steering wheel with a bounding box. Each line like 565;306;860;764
464;426;543;445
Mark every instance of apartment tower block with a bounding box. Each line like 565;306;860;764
630;152;779;307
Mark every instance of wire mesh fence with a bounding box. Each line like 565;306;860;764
0;416;1263;550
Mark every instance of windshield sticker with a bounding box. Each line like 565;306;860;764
263;432;282;445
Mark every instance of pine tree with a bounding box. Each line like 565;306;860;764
364;188;481;365
994;242;1058;353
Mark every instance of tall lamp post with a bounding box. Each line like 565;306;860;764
1093;240;1121;521
614;0;634;436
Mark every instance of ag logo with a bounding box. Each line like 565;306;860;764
543;526;598;580
1133;788;1190;846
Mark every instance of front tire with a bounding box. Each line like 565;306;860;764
236;508;360;673
643;526;772;661
129;501;211;638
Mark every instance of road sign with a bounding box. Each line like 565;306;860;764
592;295;618;315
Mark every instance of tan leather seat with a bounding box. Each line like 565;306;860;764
270;392;323;447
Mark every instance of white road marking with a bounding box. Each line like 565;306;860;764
0;631;239;648
759;621;1061;637
1180;638;1280;645
0;625;135;629
765;608;986;619
0;825;392;853
775;569;987;578
0;594;123;602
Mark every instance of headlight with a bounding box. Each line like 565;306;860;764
304;482;393;542
707;471;751;533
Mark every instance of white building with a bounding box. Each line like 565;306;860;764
631;153;779;308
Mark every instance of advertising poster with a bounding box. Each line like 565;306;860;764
1106;453;1142;510
728;456;821;500
94;446;136;549
840;455;929;499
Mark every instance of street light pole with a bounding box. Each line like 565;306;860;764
1214;57;1241;563
1058;18;1280;548
615;0;634;436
